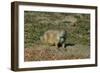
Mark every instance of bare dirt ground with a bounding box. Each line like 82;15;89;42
24;44;90;61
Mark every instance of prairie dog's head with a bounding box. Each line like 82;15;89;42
60;30;66;37
58;30;67;43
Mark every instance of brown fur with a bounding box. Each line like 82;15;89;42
40;30;66;48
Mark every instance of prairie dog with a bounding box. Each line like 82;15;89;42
40;30;66;48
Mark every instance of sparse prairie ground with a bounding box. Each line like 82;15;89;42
24;44;90;61
24;11;90;61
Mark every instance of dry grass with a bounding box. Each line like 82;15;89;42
24;44;90;61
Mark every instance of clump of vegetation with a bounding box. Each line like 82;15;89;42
24;11;90;61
